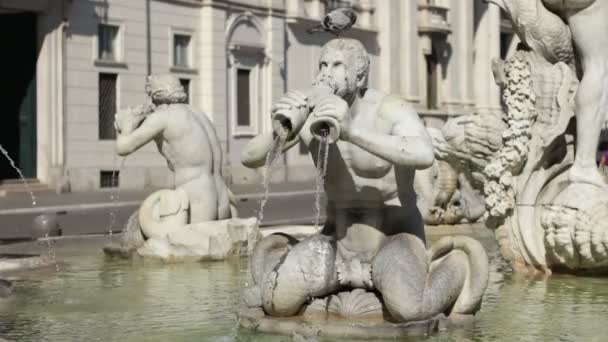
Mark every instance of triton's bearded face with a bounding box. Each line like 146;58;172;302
315;48;358;99
314;39;370;100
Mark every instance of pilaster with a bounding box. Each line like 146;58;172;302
473;0;501;114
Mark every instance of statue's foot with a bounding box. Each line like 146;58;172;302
567;165;607;187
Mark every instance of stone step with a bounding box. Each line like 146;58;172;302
0;179;49;192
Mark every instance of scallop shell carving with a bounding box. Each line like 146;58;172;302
435;161;458;207
327;289;383;319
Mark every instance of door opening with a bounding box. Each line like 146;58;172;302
0;12;37;182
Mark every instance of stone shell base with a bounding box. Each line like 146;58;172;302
103;217;260;262
239;307;475;339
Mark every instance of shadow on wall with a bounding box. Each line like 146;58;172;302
287;21;381;57
65;0;111;38
285;20;380;92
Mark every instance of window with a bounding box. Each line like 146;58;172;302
180;78;190;104
173;34;191;67
99;73;117;140
98;24;119;61
100;170;119;188
236;68;251;126
230;58;261;135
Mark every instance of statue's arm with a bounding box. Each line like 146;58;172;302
347;96;434;169
241;131;301;168
116;111;167;156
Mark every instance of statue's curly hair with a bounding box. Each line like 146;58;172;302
321;38;370;86
145;74;187;104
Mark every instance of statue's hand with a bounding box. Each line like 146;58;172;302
312;95;351;140
271;90;309;138
114;105;148;135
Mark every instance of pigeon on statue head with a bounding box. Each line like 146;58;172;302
307;7;357;36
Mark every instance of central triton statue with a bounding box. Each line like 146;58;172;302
239;39;489;336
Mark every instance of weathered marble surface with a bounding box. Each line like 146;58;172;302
136;217;260;262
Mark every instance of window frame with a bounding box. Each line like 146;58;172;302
236;68;253;127
95;22;124;63
98;72;119;140
179;78;191;104
170;28;195;69
229;52;261;137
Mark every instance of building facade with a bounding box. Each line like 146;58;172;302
0;0;513;191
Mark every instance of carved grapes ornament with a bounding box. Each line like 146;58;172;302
483;51;537;220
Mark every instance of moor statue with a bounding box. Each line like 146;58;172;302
239;39;489;332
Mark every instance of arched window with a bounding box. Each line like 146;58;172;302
226;14;266;137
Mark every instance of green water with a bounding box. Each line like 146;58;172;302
1;236;608;342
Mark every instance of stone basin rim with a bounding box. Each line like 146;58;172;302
238;307;475;339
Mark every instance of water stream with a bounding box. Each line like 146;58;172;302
43;233;60;274
0;144;61;287
0;144;37;206
313;130;330;229
256;134;286;226
107;157;127;241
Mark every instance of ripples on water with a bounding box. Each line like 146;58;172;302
1;237;608;341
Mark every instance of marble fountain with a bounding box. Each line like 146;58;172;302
3;1;608;338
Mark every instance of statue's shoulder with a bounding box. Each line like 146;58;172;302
361;88;386;102
374;92;417;120
154;104;193;129
160;103;199;119
150;103;177;115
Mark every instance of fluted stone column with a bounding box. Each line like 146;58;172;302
473;0;501;114
37;6;66;187
199;6;227;144
459;0;475;113
376;1;399;94
443;0;476;114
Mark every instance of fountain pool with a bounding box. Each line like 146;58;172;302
1;233;607;341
